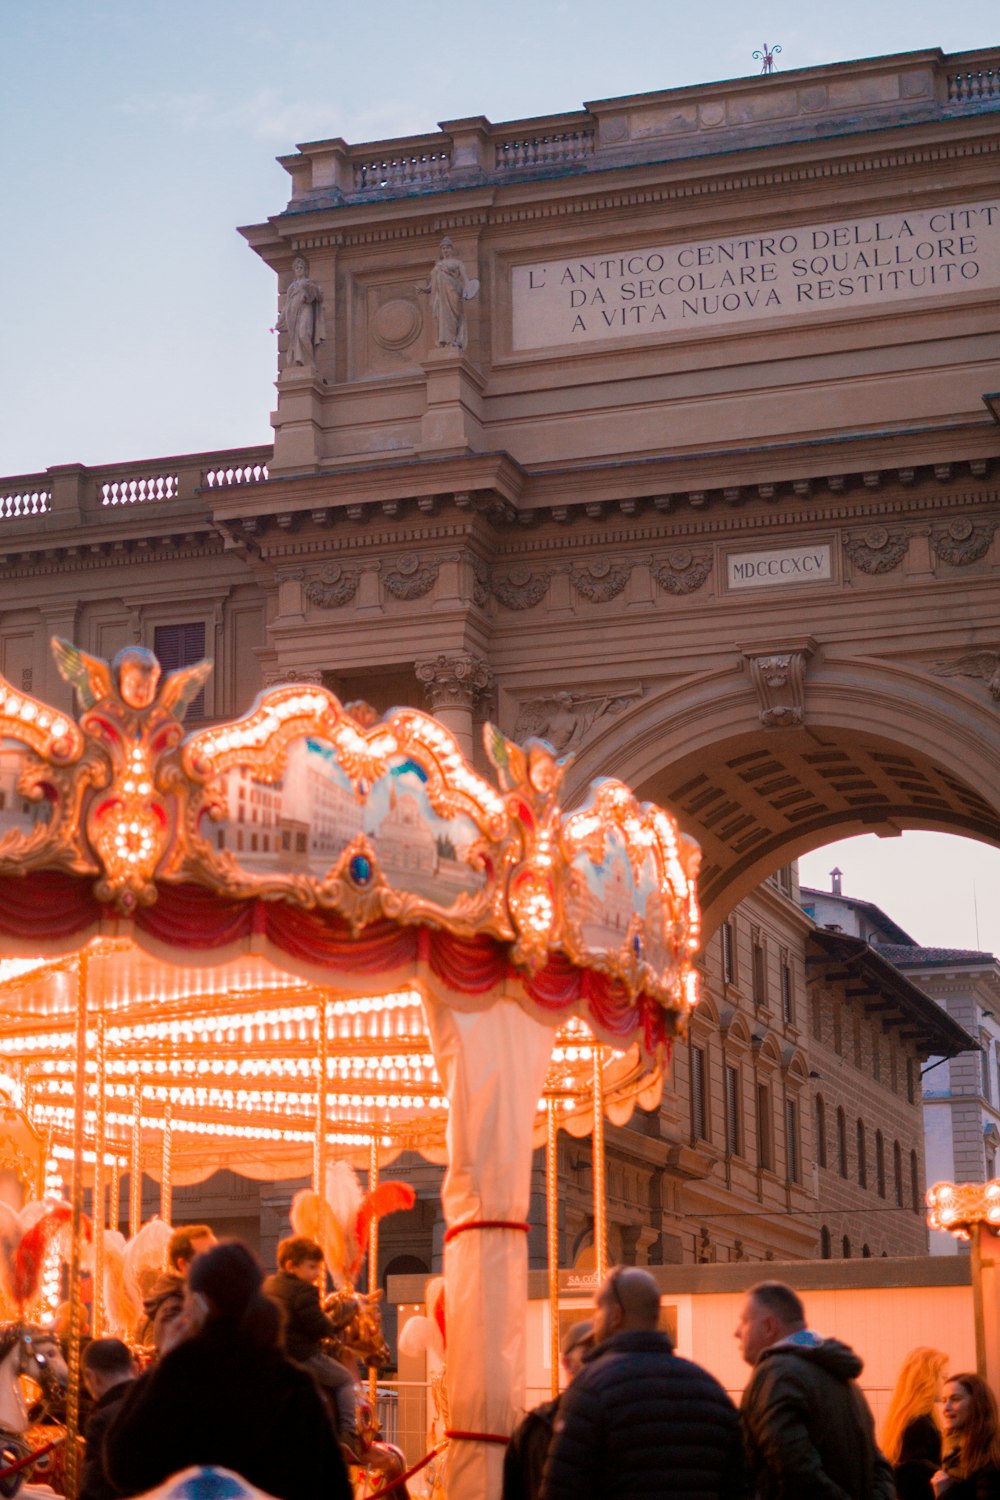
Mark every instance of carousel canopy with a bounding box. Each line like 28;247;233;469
0;640;698;1175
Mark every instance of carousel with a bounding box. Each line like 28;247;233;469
0;639;701;1500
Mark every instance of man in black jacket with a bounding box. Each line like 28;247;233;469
502;1319;592;1500
80;1338;136;1500
540;1267;746;1500
736;1280;895;1500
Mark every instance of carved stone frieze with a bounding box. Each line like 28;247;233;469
415;652;494;711
491;564;551;610
570;559;630;602
930;519;997;566
304;563;360;608
653;550;713;595
383;552;440;601
471;558;491;609
261;666;325;687
842;526;909;574
929;652;1000;703
514;686;642;753
743;642;815;728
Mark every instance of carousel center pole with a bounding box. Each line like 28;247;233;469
129;1081;142;1236
592;1045;608;1284
65;949;90;1500
92;1011;106;1338
368;1135;379;1411
546;1099;560;1400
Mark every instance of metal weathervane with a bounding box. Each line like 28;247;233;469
753;43;782;75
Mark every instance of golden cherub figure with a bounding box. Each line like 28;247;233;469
51;638;210;720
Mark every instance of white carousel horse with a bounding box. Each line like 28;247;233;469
0;1322;68;1497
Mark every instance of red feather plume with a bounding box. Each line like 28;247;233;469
12;1202;75;1305
351;1182;416;1280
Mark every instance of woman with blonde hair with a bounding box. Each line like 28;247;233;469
933;1373;1000;1498
883;1346;948;1500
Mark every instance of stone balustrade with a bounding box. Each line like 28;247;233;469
0;446;272;531
277;49;1000;210
0;483;51;519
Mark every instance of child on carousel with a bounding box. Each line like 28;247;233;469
263;1236;361;1451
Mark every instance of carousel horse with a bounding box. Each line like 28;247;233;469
0;1322;68;1497
321;1289;408;1498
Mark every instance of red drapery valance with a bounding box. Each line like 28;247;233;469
0;872;666;1051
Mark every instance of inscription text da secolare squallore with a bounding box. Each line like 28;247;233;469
510;202;1000;350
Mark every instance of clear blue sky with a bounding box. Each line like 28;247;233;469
2;1;999;953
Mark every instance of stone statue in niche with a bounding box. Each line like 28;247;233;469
276;255;326;369
419;238;479;349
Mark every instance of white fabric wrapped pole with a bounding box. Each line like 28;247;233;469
423;995;555;1500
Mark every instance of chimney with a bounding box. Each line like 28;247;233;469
830;867;842;897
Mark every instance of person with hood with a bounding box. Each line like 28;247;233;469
137;1224;216;1356
540;1267;745;1500
736;1280;895;1500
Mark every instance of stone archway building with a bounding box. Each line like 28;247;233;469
1;46;997;1264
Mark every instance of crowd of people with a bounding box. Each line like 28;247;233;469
504;1271;1000;1500
62;1226;1000;1500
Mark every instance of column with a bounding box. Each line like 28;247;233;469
415;653;494;758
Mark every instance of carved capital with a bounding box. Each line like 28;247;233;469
415;652;494;711
843;526;909;574
742;640;816;728
930;519;997;566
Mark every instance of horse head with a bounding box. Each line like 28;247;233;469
13;1325;67;1406
323;1287;390;1371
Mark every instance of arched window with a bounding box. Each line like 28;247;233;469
815;1095;827;1169
910;1149;920;1213
856;1119;867;1188
837;1107;848;1179
842;1235;852;1259
820;1225;831;1259
894;1140;904;1207
876;1130;886;1198
862;1243;872;1258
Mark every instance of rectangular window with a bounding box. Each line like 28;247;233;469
906;1057;915;1106
853;1011;863;1069
153;622;207;717
781;959;793;1025
752;933;767;1008
833;1006;843;1056
690;1044;707;1141
811;992;822;1043
756;1083;772;1171
982;1035;993;1105
725;1065;741;1157
786;1099;800;1184
721;922;735;984
873;1034;881;1083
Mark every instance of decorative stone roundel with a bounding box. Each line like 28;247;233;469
372;298;422;351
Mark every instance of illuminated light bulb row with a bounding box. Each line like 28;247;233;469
200;691;333;759
50;1143;128;1167
37;1101;430;1144
42;1078;445;1113
0;686;70;741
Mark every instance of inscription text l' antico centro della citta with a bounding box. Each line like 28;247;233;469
510;202;1000;350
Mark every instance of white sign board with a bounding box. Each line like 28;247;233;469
727;544;833;590
510;202;1000;349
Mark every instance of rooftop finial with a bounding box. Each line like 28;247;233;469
830;866;843;896
753;42;781;75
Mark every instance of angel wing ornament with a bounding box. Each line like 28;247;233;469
930;652;1000;702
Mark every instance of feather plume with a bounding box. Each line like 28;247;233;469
123;1218;173;1306
103;1232;141;1338
0;1201;22;1304
291;1189;349;1287
12;1201;73;1305
351;1182;416;1281
325;1161;363;1240
427;1276;446;1352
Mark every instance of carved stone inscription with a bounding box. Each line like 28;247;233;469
727;544;832;591
511;202;1000;349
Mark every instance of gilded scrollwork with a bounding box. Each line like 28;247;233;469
930;518;997;566
842;526;909;574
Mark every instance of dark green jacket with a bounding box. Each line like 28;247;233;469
740;1336;895;1500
